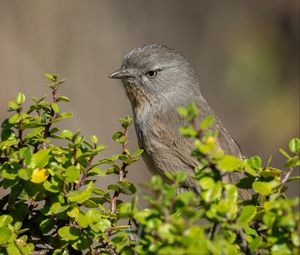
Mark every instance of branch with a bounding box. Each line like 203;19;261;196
110;127;129;214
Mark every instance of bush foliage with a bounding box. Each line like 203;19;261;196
0;74;299;255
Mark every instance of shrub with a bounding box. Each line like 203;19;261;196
0;74;299;254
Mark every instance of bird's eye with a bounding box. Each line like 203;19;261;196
147;70;157;78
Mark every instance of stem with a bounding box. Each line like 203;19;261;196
52;88;58;103
16;106;24;148
208;222;220;240
110;161;128;214
281;168;294;184
237;228;250;254
110;127;129;214
42;88;58;147
76;156;94;189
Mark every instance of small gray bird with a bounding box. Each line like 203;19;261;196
110;44;249;198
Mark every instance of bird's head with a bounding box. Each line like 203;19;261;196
109;44;201;110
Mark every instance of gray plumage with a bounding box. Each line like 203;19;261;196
110;44;249;198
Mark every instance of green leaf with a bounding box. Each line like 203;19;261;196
43;177;61;193
200;115;215;130
29;149;51;169
58;226;80;241
0;227;13;244
51;103;60;113
249;236;262;253
285;156;299;169
112;131;126;144
44;72;57;82
111;232;128;246
108;181;136;195
8;101;19;111
8;113;22;124
291;232;300;247
225;184;238;202
20;147;33;165
179;126;197;137
67;207;80;218
178;103;199;121
271;243;292;255
65;166;80;183
83;199;98;208
87;167;106;177
150;175;163;190
237;205;257;226
15;92;26;105
119;116;133;129
71;235;92;251
57;96;71;102
90;135;98;144
252;181;278;196
6;244;22;255
177;106;188;118
96;144;106;152
0;215;13;227
67;181;94;203
279;148;290;159
247;156;261;170
59;112;73;119
133;148;144;157
60;130;73;139
18;168;33;181
175;171;187;183
76;213;89;228
92;188;106;195
1;168;18;180
13;221;22;232
194;139;216;154
50;202;70;214
176;191;195;206
199;177;215;190
39;218;55;234
201;181;222;202
289;138;300;154
217;155;242;172
186;102;199;118
85;209;111;232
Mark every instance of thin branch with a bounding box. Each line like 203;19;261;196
236;228;250;254
281;168;294;184
76;155;94;189
208;222;220;240
110;127;129;214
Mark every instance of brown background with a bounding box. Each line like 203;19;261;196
0;0;299;198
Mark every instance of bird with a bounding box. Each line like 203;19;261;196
109;44;249;199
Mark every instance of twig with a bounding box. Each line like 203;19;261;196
236;228;250;254
16;107;24;148
76;156;94;189
208;222;220;240
30;251;49;255
110;161;128;214
110;127;129;214
42;87;58;146
281;168;294;184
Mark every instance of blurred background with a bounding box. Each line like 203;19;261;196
0;0;299;197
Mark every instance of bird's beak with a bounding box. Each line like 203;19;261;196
109;68;132;79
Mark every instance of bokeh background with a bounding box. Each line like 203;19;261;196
0;0;299;198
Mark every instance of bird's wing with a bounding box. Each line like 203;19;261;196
146;109;251;198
